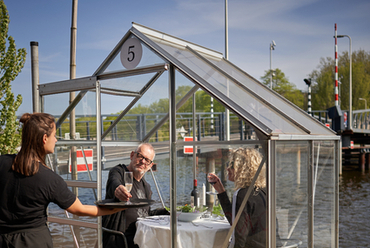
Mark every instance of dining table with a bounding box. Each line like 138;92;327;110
134;215;231;248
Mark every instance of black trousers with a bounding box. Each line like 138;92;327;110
0;225;53;248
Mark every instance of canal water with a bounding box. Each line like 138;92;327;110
339;169;370;247
50;161;370;247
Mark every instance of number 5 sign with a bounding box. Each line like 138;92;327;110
120;37;142;69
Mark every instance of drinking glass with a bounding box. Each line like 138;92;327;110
124;172;133;204
207;173;218;195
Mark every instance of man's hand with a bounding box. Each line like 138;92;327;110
115;185;132;201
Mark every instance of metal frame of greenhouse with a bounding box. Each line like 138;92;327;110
38;23;340;248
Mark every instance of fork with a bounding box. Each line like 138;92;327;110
191;221;213;229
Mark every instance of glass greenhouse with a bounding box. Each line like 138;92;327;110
39;23;340;248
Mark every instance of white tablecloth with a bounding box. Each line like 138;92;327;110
134;216;230;248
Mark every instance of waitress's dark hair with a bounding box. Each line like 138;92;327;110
12;113;55;176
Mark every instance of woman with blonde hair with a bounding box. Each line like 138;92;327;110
0;113;123;248
208;147;267;248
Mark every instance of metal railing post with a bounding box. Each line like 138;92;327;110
197;114;201;141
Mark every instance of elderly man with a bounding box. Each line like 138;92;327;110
102;143;168;248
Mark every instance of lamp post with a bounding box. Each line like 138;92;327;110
225;0;230;141
304;78;312;115
337;34;352;130
270;40;276;89
359;98;367;110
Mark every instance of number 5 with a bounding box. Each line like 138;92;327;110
127;45;135;62
120;37;142;69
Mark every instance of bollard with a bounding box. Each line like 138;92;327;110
360;153;366;172
367;153;370;171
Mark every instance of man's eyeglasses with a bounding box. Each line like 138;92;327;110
136;152;153;165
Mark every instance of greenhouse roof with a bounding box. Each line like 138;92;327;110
91;23;338;139
40;23;338;140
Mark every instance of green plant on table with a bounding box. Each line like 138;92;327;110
166;204;208;213
211;203;224;217
180;204;194;213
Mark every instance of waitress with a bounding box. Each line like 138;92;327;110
0;113;123;247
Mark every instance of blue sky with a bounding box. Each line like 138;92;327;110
4;0;370;115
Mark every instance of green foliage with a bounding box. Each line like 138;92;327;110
260;68;305;109
175;86;224;113
0;0;26;155
179;204;194;213
211;203;224;217
195;90;225;113
309;57;335;110
309;50;370;111
176;204;207;213
341;50;370;110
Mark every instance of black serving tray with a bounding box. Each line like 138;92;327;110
95;198;155;208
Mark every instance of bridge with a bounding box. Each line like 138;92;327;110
311;108;370;143
53;108;370;172
312;108;370;171
56;109;370;143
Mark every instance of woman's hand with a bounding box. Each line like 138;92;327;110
207;173;225;194
114;185;132;201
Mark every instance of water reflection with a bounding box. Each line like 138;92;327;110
339;170;370;247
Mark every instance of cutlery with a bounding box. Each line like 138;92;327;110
191;221;213;229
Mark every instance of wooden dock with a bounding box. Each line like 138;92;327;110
342;147;370;171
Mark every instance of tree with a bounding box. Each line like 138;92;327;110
260;68;305;109
339;50;370;110
309;57;335;110
308;50;370;111
0;0;26;154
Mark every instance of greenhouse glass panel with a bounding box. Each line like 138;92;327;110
148;39;306;135
101;71;169;142
43;91;97;141
276;141;309;247
208;59;334;136
312;141;336;247
173;142;269;247
43;93;72;117
48;143;100;247
99;73;160;93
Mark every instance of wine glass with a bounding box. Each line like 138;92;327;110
207;173;218;195
124;172;133;204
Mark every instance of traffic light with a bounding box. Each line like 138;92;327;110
304;78;311;86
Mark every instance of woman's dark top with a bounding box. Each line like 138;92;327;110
0;154;76;234
218;187;267;248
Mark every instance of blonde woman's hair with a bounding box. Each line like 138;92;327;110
227;147;266;191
